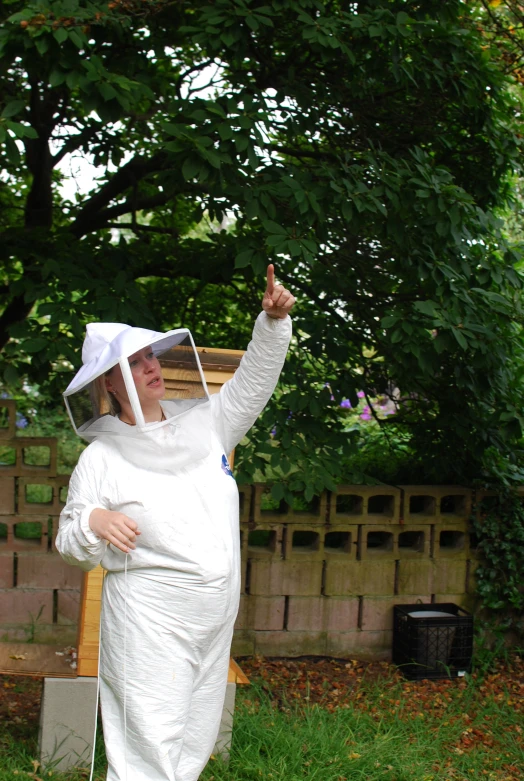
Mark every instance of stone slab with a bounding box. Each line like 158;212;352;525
214;682;236;760
39;676;98;770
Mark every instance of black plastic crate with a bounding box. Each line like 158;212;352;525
393;603;473;680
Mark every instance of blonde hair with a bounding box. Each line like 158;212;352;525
94;371;121;417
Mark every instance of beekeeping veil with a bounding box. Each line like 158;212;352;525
63;323;212;472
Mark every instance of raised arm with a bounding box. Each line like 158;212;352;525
211;265;295;454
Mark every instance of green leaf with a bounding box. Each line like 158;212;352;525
3;365;19;386
413;300;438;317
261;220;287;235
271;483;285;502
53;27;69;45
381;315;399;328
24;338;49;354
1;100;25;119
4;132;20;164
451;327;468;350
235;249;254;268
35;36;49;56
181;157;201;181
99;83;118;101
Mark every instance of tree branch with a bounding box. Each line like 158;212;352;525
52;123;102;166
69;151;170;238
106;222;179;236
0;295;34;352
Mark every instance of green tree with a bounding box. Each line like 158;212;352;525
0;0;523;496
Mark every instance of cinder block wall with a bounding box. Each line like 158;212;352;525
232;483;481;659
0;402;482;658
0;401;80;643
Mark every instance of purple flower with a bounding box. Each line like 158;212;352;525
16;413;28;429
340;399;351;409
357;391;365;399
270;427;277;437
360;412;371;421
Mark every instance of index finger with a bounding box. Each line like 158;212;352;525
266;263;275;294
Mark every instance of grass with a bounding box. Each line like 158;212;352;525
0;658;522;781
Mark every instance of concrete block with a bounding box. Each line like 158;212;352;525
326;630;392;660
0;588;53;624
248;559;323;596
255;630;327;657
360;525;397;560
17;437;58;478
0;478;15;514
213;682;236;761
284;525;323;560
433;524;469;560
331;485;400;524
237;485;252;524
242;522;284;559
240;554;248;594
287;596;359;632
0;400;16;439
397;526;430;558
324;561;395;596
0;554;14;587
287;492;328;524
57;590;81;624
432;560;467;594
49;517;62;552
17;554;83;590
17;476;68;515
401;486;471;524
231;630;255;656
39;677;98;770
323;525;358;560
234;595;285;631
324;631;362;657
253;483;327;525
361;596;429;631
397;560;433;594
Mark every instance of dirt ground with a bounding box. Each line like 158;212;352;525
238;654;524;713
1;654;522;741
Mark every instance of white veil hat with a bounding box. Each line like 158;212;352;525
64;322;211;439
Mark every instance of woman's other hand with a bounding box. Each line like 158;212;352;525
262;264;296;320
89;508;141;553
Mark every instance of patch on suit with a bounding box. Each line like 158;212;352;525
221;454;234;478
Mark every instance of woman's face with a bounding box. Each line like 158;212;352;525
105;346;165;405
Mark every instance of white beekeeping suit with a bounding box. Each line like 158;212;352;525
56;311;292;781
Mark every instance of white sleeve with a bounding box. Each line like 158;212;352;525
55;446;108;572
211;311;292;454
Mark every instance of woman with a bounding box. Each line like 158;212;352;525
56;265;294;781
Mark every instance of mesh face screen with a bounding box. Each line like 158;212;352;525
66;382;99;430
158;336;207;401
66;335;208;431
